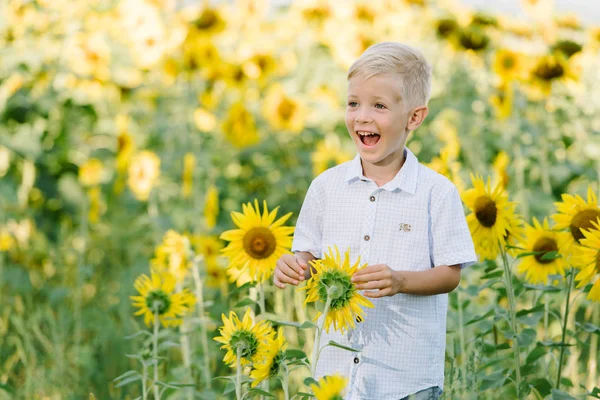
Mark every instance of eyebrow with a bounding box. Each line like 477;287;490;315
346;94;393;102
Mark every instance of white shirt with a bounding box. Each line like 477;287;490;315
292;147;476;400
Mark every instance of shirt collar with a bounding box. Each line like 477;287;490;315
344;147;419;194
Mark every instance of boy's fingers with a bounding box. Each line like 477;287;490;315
352;271;385;283
364;288;390;298
273;275;285;289
275;268;299;286
278;259;304;280
355;280;386;290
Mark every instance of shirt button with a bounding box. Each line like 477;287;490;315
369;195;376;202
364;235;370;241
354;357;359;364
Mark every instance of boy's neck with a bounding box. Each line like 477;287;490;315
360;149;406;187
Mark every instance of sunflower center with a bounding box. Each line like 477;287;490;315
243;227;277;259
474;196;498;228
533;236;558;264
146;290;171;314
534;60;564;81
277;98;296;121
318;270;355;310
269;351;285;377
570;209;600;243
596;251;600;274
230;330;259;360
502;56;515;70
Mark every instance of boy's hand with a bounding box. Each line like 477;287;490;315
351;264;403;298
273;253;308;289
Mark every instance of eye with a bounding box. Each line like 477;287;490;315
374;103;386;109
348;101;358;107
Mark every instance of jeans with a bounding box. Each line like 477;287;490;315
399;386;442;400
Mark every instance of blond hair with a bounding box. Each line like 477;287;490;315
347;42;432;113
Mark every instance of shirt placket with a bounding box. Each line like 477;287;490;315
347;184;381;400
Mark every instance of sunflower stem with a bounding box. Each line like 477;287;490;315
258;282;266;316
311;294;332;378
192;256;212;388
142;362;148;400
153;310;161;400
556;267;574;390
500;244;522;398
457;289;467;393
176;282;194;400
281;364;290;400
236;347;243;400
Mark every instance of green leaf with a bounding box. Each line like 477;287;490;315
529;378;552;397
0;382;15;394
480;270;503;279
326;340;361;352
540;251;560;261
517;328;536;347
576;322;600;334
590;387;600;398
479;370;507;391
465;309;494;326
550;389;576;399
114;374;141;388
285;349;307;359
113;370;140;382
304;377;318;387
124;331;152;340
525;345;547;365
234;298;258;308
246;388;276;398
300;320;317;329
223;380;235;395
522;283;561;292
229;281;257;296
296;392;315;398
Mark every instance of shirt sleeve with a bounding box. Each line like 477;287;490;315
430;186;477;269
291;178;324;259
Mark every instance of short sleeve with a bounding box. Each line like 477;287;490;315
291;179;324;259
430;187;477;269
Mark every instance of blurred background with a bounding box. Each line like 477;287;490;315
0;0;599;398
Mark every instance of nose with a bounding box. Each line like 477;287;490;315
355;107;372;124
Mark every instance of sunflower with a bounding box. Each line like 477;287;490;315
310;374;348;400
151;230;193;282
221;101;260;149
552;186;600;259
573;219;600;302
300;246;374;333
462;174;518;260
517;218;569;284
250;328;287;387
128;151;160;201
492;151;510;189
220;200;294;283
204;184;219;229
493;49;527;82
311;134;354;176
131;271;195;328
190;234;227;289
181;153;195;199
262;84;305;134
78;158;105;187
214;308;275;367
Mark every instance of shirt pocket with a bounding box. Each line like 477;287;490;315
374;202;431;271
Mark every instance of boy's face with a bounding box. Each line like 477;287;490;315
345;73;420;167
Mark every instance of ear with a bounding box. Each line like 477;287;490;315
406;106;429;131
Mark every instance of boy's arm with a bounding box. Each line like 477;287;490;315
351;263;461;297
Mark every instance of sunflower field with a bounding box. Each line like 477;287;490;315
1;0;600;399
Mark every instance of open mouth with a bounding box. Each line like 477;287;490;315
357;131;381;146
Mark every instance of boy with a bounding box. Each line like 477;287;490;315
273;42;476;400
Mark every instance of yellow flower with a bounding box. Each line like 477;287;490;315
250;328;287;387
220;200;294;283
193;108;217;132
573;220;600;302
263;84;305;134
190;234;226;289
222;101;260;148
493;49;528;82
130;271;195;328
214;308;274;367
79;158;105;187
151;230;193;283
87;187;105;224
462;174;518;260
191;7;226;35
311;134;354;176
492;151;510;189
227;265;254;287
310;374;348;400
0;230;15;252
425;147;465;192
128;151;160;201
300;246;374;333
204;185;219;229
517;218;569;284
489;83;513;120
527;53;575;98
182;153;195;199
